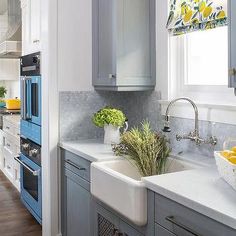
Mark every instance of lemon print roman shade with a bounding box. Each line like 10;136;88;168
167;0;227;35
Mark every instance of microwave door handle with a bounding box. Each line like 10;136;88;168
14;155;40;176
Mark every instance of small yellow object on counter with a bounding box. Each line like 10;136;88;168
5;98;21;110
228;157;236;165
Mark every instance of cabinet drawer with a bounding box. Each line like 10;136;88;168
62;150;90;182
3;120;16;136
4;155;13;179
155;194;236;236
155;224;176;236
4;137;17;155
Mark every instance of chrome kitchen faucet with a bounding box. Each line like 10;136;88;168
162;97;217;146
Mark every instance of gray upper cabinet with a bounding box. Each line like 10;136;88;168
229;0;236;94
92;0;156;91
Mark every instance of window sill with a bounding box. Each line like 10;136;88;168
159;100;236;125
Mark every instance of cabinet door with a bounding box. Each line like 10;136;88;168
119;220;143;236
93;0;117;87
30;0;41;49
21;0;41;55
93;202;120;236
21;0;31;55
116;0;152;86
64;169;92;236
155;224;176;236
229;0;236;92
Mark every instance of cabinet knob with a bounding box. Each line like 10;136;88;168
229;68;236;77
109;74;116;79
33;39;40;44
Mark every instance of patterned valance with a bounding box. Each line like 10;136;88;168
167;0;228;36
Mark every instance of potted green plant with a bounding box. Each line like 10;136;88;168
92;106;128;144
0;86;7;107
112;121;171;177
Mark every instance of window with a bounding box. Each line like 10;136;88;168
169;25;235;104
185;27;228;86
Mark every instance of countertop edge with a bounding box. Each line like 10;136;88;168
59;142;99;162
143;179;236;230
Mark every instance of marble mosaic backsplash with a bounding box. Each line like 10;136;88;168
59;91;236;158
59;91;161;141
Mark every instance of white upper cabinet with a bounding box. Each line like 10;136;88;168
92;0;156;91
21;0;41;55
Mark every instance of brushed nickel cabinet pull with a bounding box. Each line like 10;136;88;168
165;216;202;236
65;159;86;171
33;39;40;43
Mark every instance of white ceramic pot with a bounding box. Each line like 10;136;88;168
104;124;120;144
103;122;129;144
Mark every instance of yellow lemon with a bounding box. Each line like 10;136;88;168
184;10;193;23
228;157;236;165
203;6;212;18
231;146;236;153
220;151;236;159
181;5;189;15
199;2;206;12
217;10;226;19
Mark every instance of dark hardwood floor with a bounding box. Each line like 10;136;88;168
0;171;42;236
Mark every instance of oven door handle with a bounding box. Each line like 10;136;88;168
14;155;40;176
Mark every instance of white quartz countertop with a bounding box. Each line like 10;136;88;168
60;140;119;162
143;166;236;230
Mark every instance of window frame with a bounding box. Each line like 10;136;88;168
169;26;235;104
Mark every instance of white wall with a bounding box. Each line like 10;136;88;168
58;0;93;91
57;0;169;93
155;0;169;98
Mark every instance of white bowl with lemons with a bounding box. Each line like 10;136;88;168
214;146;236;190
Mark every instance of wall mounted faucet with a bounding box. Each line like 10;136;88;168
162;97;217;146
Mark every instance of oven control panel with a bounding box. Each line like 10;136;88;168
20;137;41;166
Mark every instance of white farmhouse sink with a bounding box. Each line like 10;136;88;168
91;157;199;226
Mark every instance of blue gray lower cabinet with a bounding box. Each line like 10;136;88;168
61;149;147;236
61;149;93;236
61;149;236;236
154;193;236;236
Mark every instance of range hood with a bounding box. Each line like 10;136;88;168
0;0;21;58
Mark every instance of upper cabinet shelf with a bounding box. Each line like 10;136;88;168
92;0;156;91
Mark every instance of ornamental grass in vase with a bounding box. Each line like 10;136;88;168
112;121;171;177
